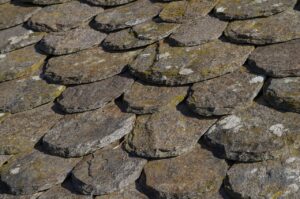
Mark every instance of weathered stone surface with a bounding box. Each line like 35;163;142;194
225;9;300;45
38;26;106;55
187;69;264;116
0;2;40;30
169;16;228;47
129;40;254;85
0;76;65;113
125;104;216;158
20;0;72;5
0;103;63;155
44;47;139;85
86;0;135;6
95;185;148;199
0;0;9;4
0;193;42;199
38;184;90;199
214;0;297;20
57;75;134;113
159;0;218;23
263;77;300;113
0;155;11;167
0;25;45;54
225;157;300;198
93;0;162;32
0;150;79;195
0;45;46;82
71;146;147;195
248;39;300;77
27;1;103;32
123;81;188;114
42;103;135;157
204;101;300;162
141;145;228;199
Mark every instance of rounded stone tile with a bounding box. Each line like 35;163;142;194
44;47;140;85
187;68;264;116
0;103;63;155
0;45;47;82
169;16;228;47
263;77;300;113
141;145;228;199
0;2;41;30
225;9;300;45
27;1;104;32
0;150;80;195
42;103;136;157
123;81;188;114
247;39;300;77
57;75;134;113
93;0;162;32
214;0;297;20
204;100;300;162
95;185;148;199
38;184;90;199
71;146;147;195
0;76;65;113
129;40;254;85
125;104;216;158
38;26;106;55
20;0;72;5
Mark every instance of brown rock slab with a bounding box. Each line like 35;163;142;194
0;76;65;113
57;75;134;113
0;103;63;155
93;0;162;32
38;26;106;55
42;103;135;157
0;150;79;195
248;39;300;77
263;77;300;113
0;25;45;54
204;100;300;162
0;45;46;82
125;104;216;158
0;2;40;30
214;0;297;20
95;185;148;199
71;146;147;195
169;16;228;47
225;9;300;45
20;0;72;5
129;40;254;85
123;81;188;114
44;47;139;85
86;0;136;6
27;1;103;32
187;69;265;116
141;145;228;199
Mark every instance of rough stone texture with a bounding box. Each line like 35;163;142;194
169;16;228;47
93;0;162;32
225;157;300;198
0;150;79;195
42;103;136;157
159;0;218;23
225;9;300;45
125;104;216;158
0;25;45;54
27;1;103;32
38;26;106;55
20;0;72;5
123;81;188;114
141;145;228;199
38;184;91;199
95;185;148;199
205;100;300;162
263;77;300;113
0;0;9;4
86;0;136;6
0;45;46;82
0;2;40;30
129;40;254;85
0;76;65;113
57;75;134;113
71;146;147;195
187;69;265;116
0;193;42;199
0;155;11;167
214;0;297;20
0;103;63;155
248;39;300;77
44;47;139;85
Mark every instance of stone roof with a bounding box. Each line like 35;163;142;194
0;0;300;198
